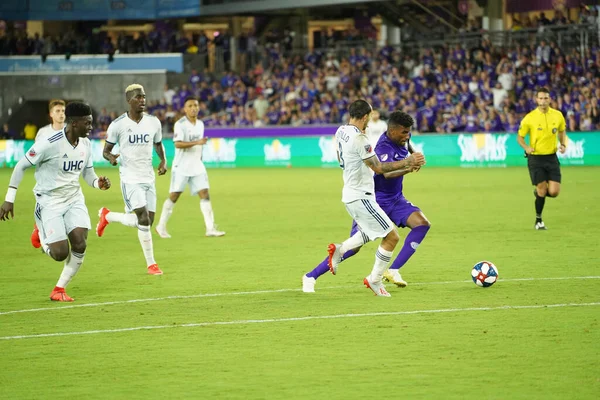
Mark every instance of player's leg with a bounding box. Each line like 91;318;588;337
546;157;562;198
327;214;371;275
138;184;161;275
31;204;41;248
35;203;70;261
96;182;140;236
51;226;88;302
194;173;225;237
347;199;395;296
303;221;362;292
529;156;549;230
156;171;186;238
384;201;431;287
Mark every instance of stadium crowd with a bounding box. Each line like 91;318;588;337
2;15;600;136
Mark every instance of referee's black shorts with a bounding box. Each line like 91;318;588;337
527;153;561;185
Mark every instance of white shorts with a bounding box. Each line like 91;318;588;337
120;182;157;213
169;170;209;195
344;199;394;241
34;200;91;245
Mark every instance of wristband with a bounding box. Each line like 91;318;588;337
93;179;100;189
5;187;17;203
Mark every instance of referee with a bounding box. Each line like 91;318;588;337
517;87;567;230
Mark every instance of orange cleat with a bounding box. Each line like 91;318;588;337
147;264;163;275
50;288;74;302
96;207;110;237
31;224;41;249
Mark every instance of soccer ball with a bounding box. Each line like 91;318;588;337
471;261;499;287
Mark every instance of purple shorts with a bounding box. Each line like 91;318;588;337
350;196;420;235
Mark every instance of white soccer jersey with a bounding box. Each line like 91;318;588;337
106;113;162;184
335;124;377;203
35;123;65;142
172;116;206;176
25;130;92;207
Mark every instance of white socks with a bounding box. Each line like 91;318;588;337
106;211;138;228
157;198;175;228
369;246;393;282
200;199;215;230
137;225;156;266
56;251;85;288
340;231;370;254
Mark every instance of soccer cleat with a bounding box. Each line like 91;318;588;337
50;288;74;302
206;227;225;237
535;221;547;230
155;226;171;239
383;269;408;288
363;276;391;297
96;207;110;237
147;264;163;275
327;243;342;275
302;275;316;293
31;224;41;249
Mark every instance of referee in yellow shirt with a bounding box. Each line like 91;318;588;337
517;87;567;230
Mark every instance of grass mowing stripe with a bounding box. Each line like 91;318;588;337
1;302;598;341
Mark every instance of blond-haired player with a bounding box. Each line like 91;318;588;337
36;99;66;142
31;99;67;248
96;84;168;275
156;96;225;238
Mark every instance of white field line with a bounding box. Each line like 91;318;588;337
0;275;599;317
1;302;598;341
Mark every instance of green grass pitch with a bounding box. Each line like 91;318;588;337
0;166;598;399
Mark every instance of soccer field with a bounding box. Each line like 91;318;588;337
0;166;598;399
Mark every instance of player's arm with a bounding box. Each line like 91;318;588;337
516;116;533;154
557;114;567;154
152;119;167;175
0;157;34;220
173;123;206;149
364;153;425;175
406;140;421;173
82;155;111;190
103;123;120;165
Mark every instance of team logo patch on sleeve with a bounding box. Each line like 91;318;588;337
381;153;389;161
364;144;373;153
28;148;36;157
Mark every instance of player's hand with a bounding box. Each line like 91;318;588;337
411;165;421;173
106;153;120;166
0;201;14;221
559;144;566;154
158;161;167;176
98;176;111;190
197;138;208;145
407;152;426;167
525;147;534;155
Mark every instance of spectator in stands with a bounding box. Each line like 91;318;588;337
23;121;37;140
1;123;18;139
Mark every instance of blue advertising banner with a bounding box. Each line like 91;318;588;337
0;54;183;73
0;0;200;20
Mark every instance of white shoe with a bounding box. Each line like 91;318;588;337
327;243;342;275
383;269;408;288
363;276;391;297
206;227;226;237
302;275;316;293
534;221;547;230
155;226;171;239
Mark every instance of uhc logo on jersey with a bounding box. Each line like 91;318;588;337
128;134;150;144
63;160;84;171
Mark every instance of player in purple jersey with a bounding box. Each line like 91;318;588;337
302;111;431;292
